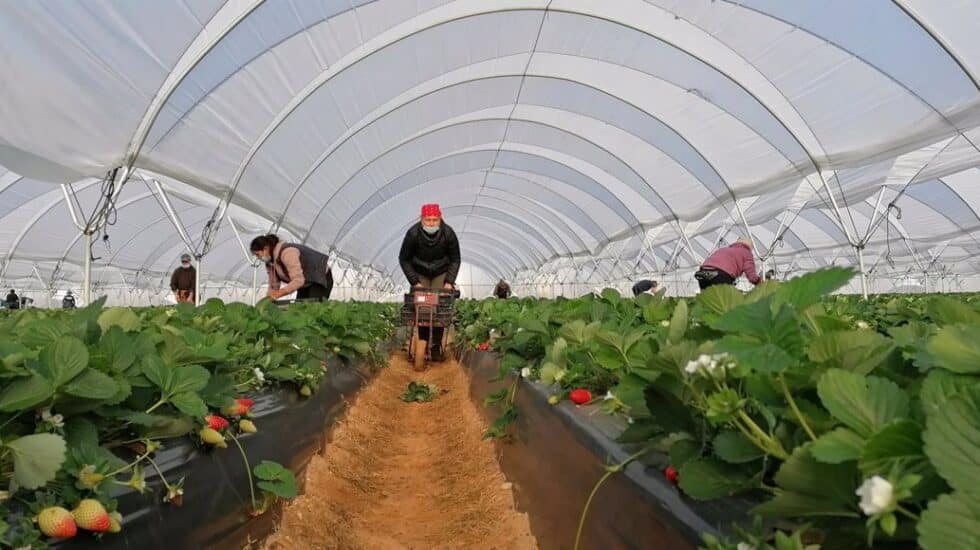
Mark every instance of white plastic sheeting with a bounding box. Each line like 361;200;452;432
2;0;980;302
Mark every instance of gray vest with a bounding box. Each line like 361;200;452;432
276;243;332;288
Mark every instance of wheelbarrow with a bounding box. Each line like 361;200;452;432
401;289;456;371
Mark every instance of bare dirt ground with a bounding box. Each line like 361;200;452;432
263;352;538;550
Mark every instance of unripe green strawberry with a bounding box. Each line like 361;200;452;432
239;419;258;433
199;427;227;448
332;346;341;354
108;511;123;533
299;385;312;397
72;499;111;532
547;395;560;405
38;506;77;539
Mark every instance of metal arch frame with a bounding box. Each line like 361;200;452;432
362;205;555;265
333;178;585;259
193;6;841;253
0;180;104;279
330;169;589;255
295;145;641;247
309;151;611;248
153;4;831;218
267;62;807;234
124;0;270;165
890;1;980;94
368;214;547;269
369;226;530;277
283;105;698;241
716;0;980;135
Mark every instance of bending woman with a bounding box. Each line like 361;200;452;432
250;234;334;301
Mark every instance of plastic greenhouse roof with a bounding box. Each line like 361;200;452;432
2;0;980;295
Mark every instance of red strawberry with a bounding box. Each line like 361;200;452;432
569;389;592;405
38;507;77;539
222;398;255;417
204;415;230;430
72;499;111;533
664;466;679;485
478;342;490;351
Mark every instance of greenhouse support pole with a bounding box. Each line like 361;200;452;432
251;264;258;305
195;254;202;306
83;231;93;305
856;246;868;300
31;264;50;309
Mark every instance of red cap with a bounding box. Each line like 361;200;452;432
421;203;442;217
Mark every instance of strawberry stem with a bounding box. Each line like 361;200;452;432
574;447;651;550
228;432;257;513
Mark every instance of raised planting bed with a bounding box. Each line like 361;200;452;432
58;353;380;550
461;349;755;550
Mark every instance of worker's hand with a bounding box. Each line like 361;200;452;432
443;282;454;290
267;289;284;300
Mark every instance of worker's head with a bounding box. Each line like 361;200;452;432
631;280;657;296
736;237;753;249
66;290;72;296
8;289;13;294
249;234;281;264
420;204;442;234
180;253;192;267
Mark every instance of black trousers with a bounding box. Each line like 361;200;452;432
296;279;332;301
696;268;736;290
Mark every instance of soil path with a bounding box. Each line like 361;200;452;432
263;352;538;550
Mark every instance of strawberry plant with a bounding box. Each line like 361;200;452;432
0;297;396;547
457;270;980;548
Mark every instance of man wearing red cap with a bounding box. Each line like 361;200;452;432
399;203;460;358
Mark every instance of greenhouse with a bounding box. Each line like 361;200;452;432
1;1;979;549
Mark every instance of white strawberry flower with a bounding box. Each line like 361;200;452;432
39;408;64;428
604;390;616;401
856;320;870;330
856;476;894;516
660;320;670;327
521;367;532;379
684;353;732;376
253;367;266;383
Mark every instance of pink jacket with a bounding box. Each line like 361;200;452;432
702;242;761;285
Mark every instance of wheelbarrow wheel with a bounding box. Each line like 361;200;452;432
413;339;427;372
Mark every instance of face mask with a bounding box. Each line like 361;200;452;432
181;262;191;268
259;255;272;264
422;224;440;235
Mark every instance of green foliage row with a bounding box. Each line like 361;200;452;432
0;298;397;548
457;271;980;550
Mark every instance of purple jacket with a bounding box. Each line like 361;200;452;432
702;243;761;285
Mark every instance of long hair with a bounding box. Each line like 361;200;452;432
249;234;281;252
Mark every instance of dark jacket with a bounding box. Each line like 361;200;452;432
62;295;76;309
170;266;197;292
494;282;511;299
398;223;461;285
5;292;19;309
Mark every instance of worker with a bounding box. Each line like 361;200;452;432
631;279;660;296
250;234;333;301
399;203;460;359
695;238;761;290
5;289;20;310
62;290;76;309
493;279;511;299
765;269;776;281
170;253;197;304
